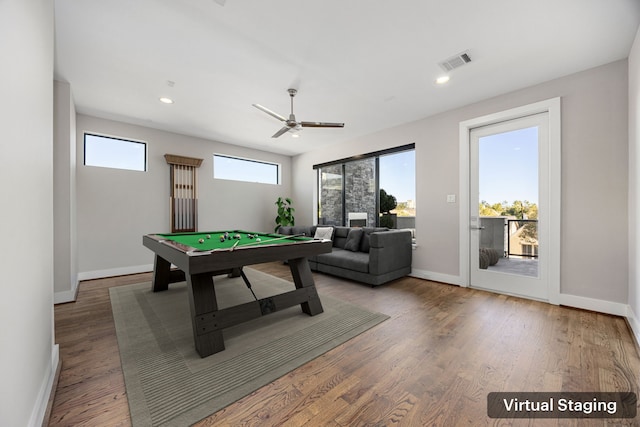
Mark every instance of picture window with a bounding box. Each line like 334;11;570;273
213;154;280;185
84;133;147;172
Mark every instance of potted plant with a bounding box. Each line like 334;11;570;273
274;197;295;232
379;189;397;228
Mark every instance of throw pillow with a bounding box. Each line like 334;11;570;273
344;228;363;252
314;226;334;240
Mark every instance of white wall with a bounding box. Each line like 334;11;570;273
76;115;293;278
0;1;58;426
54;81;78;303
628;27;640;343
293;60;629;310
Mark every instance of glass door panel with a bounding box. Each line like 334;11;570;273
470;113;548;300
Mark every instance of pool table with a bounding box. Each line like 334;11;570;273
142;230;332;357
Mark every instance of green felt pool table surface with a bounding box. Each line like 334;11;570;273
155;230;313;252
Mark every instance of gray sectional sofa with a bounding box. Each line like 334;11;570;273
277;225;412;286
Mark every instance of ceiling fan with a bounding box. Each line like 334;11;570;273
253;89;345;138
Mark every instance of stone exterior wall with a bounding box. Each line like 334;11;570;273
345;158;376;226
319;158;377;226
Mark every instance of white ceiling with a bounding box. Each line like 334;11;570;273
54;0;640;156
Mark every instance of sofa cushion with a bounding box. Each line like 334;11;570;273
332;226;351;249
359;227;389;253
314;226;334;240
315;248;369;273
344;228;363;252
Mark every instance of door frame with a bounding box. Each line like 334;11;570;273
458;98;561;304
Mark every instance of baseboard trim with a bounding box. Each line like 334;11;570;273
410;268;463;286
626;305;640;357
78;264;153;281
28;344;59;427
410;268;634;318
54;283;79;304
558;293;628;317
41;349;62;427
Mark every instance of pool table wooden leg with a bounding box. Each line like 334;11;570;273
151;254;171;292
186;273;225;357
288;257;324;316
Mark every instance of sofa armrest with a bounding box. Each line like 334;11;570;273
368;230;412;275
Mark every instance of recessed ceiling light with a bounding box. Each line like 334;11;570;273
291;133;300;138
436;75;450;85
159;97;174;104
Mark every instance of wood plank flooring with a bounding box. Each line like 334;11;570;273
50;262;640;426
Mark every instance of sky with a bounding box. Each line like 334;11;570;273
478;126;538;205
213;154;279;184
379;150;416;203
84;134;146;171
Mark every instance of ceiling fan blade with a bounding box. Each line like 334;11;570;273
252;104;286;122
271;126;291;138
300;121;345;128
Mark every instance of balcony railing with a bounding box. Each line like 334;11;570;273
480;217;538;259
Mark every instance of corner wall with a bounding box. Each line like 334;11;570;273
54;81;78;303
0;1;58;426
293;59;629;312
628;27;640;344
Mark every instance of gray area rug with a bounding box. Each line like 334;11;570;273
110;268;388;426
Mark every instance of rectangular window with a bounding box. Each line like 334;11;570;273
314;144;415;229
84;133;147;171
213;154;279;185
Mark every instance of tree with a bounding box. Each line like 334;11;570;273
480;199;539;244
380;189;397;228
479;200;502;216
379;189;397;213
501;200;537;220
479;200;538;220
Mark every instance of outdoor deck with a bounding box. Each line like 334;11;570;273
487;256;538;277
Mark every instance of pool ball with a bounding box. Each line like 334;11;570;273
198;238;205;243
234;234;241;239
206;234;211;239
219;236;225;242
256;238;261;242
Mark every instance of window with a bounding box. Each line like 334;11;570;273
213;154;279;185
315;144;415;228
379;150;416;229
84;133;147;171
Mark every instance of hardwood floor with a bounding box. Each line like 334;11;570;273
50;263;640;426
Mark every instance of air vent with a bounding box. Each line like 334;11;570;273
439;51;472;72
